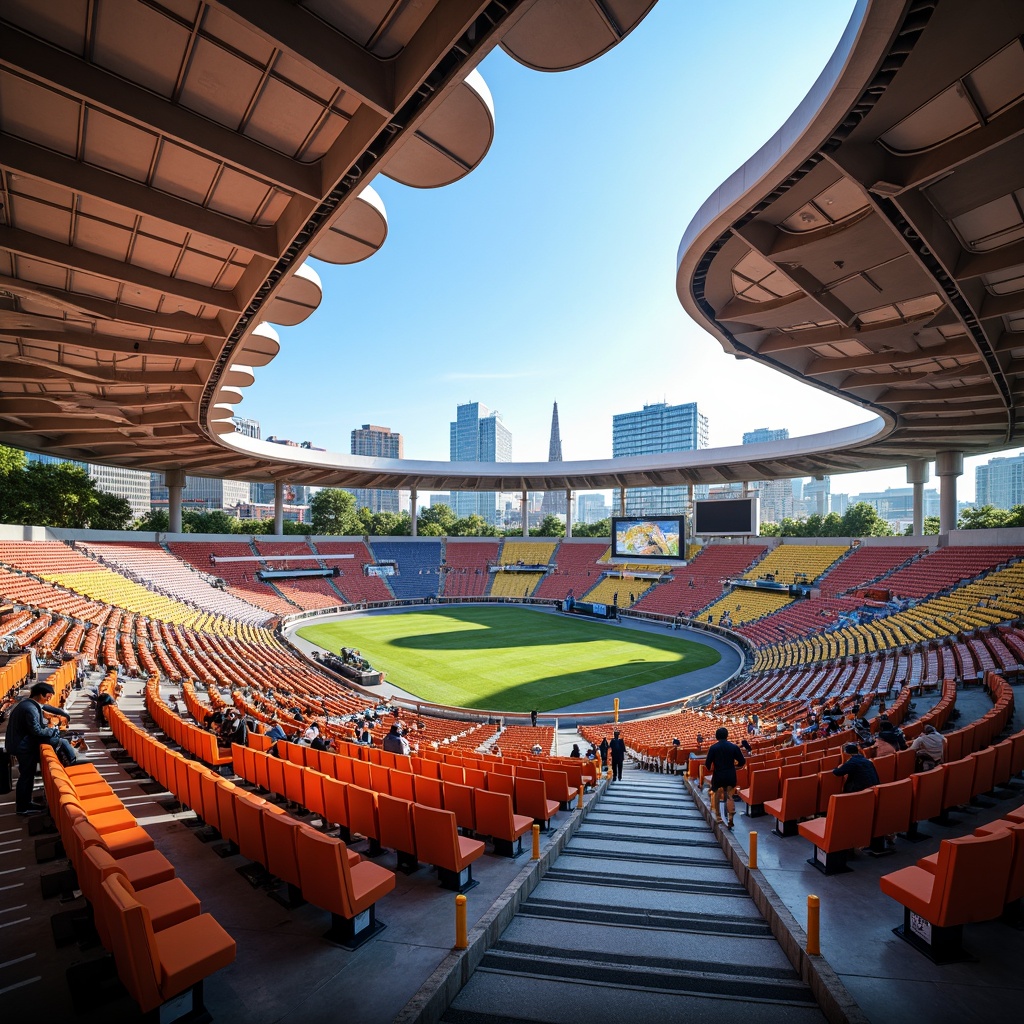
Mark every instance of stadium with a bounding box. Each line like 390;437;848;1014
2;1;1024;1022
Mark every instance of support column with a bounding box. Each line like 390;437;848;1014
906;460;930;537
619;488;626;517
565;489;573;539
165;469;186;534
935;451;963;535
410;487;418;537
274;481;284;536
521;489;529;538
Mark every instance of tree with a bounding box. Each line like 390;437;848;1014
417;503;456;536
958;504;1012;530
840;502;894;537
451;514;498;537
182;509;240;534
759;521;781;537
573;519;611;538
309;488;360;535
93;492;134;531
0;444;26;474
134;508;169;533
532;514;565;537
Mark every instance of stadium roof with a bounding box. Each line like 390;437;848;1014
2;0;1022;492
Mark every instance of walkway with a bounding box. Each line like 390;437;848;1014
440;765;825;1023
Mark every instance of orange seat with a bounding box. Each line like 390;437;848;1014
880;830;1013;962
763;773;817;837
441;780;476;833
411;804;484;892
514;777;558;831
869;778;912;852
294;826;394;948
377;793;419;873
737;768;779;818
798;789;874;875
937;756;975;823
474;789;532;858
347;784;382;856
100;873;235;1015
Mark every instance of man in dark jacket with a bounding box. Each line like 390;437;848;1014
833;742;880;793
598;736;610;771
4;682;70;815
609;731;627;781
704;727;745;829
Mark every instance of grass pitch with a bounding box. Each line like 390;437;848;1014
296;606;720;712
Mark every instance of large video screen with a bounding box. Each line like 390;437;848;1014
693;497;759;537
611;517;684;559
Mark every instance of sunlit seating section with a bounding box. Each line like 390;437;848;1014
313;542;394;603
583;576;653;608
496;724;556;755
168;541;298;618
632;543;769;617
489;571;544;598
442;540;500;597
500;540;557;565
369;541;443;600
737;595;862;646
0;540;105;576
818;545;926;597
79;541;271;625
704;588;792;627
879;546;1022;599
274;576;346;610
0;566;109;622
743;544;849;586
534;541;611;600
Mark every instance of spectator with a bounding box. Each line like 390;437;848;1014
382;723;410;756
833;742;880;793
530;709;538;728
531;743;543;756
598;735;609;770
569;743;581;758
265;716;287;743
910;724;946;771
4;682;76;815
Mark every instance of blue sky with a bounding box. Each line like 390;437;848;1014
239;0;1014;505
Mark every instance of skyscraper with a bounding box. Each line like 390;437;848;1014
976;453;1024;510
539;401;565;519
449;402;512;525
350;424;404;513
742;426;794;525
612;402;708;515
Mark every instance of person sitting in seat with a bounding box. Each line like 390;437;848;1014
569;744;581;758
910;724;946;771
382;723;410;756
833;742;879;793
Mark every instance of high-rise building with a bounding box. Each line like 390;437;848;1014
850;487;940;524
150;473;251;512
742;426;794;524
577;493;611;524
350;424;404;513
24;452;151;517
611;402;708;515
539;402;565;519
801;477;831;516
975;453;1024;510
449;402;512;525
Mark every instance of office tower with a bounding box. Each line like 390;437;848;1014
577;493;611;524
975;453;1024;510
849;487;940;526
449;402;512;525
150;473;251;512
742;426;794;524
611;402;708;515
539;402;566;519
350;424;404;513
24;452;152;517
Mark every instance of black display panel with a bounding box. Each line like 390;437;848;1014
610;517;685;559
693;497;759;536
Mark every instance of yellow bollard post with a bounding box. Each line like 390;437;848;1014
577;785;584;810
698;764;705;790
749;831;758;871
613;697;620;723
454;894;468;949
806;894;820;956
532;823;541;860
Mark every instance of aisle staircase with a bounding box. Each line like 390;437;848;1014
441;766;826;1023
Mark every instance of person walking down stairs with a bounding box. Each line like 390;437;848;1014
704;727;745;830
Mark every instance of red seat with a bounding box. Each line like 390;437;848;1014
410;804;484;893
763;774;817;837
869;779;912;852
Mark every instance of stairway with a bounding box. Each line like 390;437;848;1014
442;766;825;1023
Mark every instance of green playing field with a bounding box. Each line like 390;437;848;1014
296;605;720;712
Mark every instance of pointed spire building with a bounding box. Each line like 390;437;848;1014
539;402;565;519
